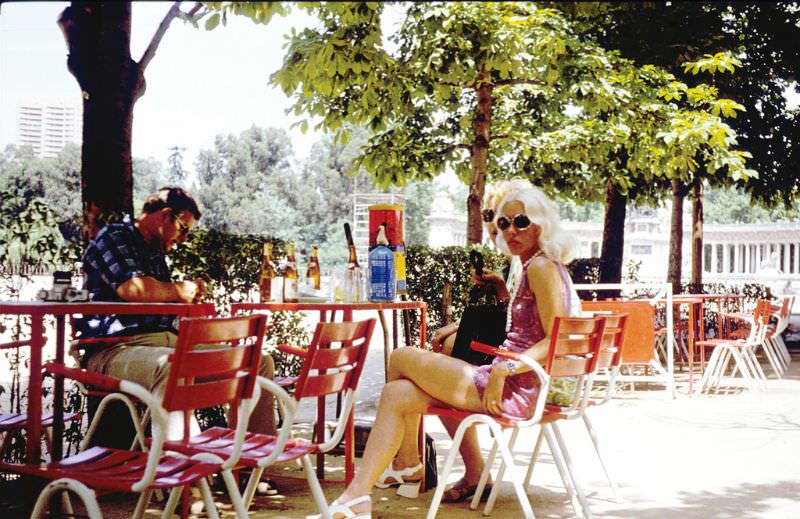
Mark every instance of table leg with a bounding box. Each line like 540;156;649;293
419;306;427;349
27;313;44;463
315;310;329;481
316;394;326;481
343;309;354;485
377;310;390;382
688;304;695;394
52;316;65;461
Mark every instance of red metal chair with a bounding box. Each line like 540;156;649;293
425;316;606;519
0;338;80;459
542;312;628;504
0;313;267;519
696;299;772;394
159;318;376;517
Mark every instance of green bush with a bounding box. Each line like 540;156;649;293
169;229;307;378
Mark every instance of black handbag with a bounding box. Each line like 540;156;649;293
450;251;507;366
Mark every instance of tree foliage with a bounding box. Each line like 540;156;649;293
561;1;800;208
220;1;756;254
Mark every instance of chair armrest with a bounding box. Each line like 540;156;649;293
277;343;307;358
44;362;122;393
717;310;752;323
470;341;520;360
0;339;37;350
73;335;134;346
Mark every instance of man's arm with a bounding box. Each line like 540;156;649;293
117;276;206;303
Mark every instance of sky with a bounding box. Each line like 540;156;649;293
0;1;321;166
1;2;797;171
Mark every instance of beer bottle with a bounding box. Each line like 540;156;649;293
283;241;299;302
344;222;362;301
258;242;276;302
307;245;321;290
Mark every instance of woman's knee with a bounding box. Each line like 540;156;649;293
388;347;426;379
379;379;419;410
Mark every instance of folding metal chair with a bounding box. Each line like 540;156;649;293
0;339;80;459
159;318;376;518
696;299;772;394
425;316;606;519
0;313;267;519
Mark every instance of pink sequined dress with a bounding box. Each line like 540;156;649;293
472;259;571;420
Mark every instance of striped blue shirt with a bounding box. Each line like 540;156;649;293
79;215;177;337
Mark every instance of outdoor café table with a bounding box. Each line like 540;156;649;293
230;300;427;485
0;300;215;465
657;295;705;393
677;293;744;340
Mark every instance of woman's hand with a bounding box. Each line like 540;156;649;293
482;364;508;415
430;322;458;353
471;268;504;287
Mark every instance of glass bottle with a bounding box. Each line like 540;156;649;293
258;242;276;302
344;222;362;301
283;241;299;302
307;245;321;290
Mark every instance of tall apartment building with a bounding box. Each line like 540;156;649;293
16;102;80;158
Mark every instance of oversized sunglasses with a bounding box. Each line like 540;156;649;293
496;213;532;231
481;208;495;223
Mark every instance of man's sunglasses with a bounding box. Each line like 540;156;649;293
481;208;495;223
496;214;532;231
172;214;191;238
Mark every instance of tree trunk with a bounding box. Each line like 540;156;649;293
667;179;687;295
467;70;493;245
599;182;627;297
60;2;138;239
690;181;704;293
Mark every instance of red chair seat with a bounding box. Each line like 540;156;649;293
426;406;523;428
162;426;319;466
0;446;220;492
0;412;80;431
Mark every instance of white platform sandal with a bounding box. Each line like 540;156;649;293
307;495;372;519
375;462;423;498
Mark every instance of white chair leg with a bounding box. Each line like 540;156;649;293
472;426;500;511
698;346;723;394
482;427;521;514
221;468;250;519
543;424;584;519
729;348;756;391
303;455;332;519
523;427;545;488
481;421;534;519
426;416;479;519
551;422;593;519
197;478;220;519
581;412;622;503
243;466;265;509
158;488;181;519
30;478;102;519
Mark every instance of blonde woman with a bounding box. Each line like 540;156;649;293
314;186;578;518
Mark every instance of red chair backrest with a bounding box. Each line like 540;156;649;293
596;313;628;370
754;298;772;326
160;314;267;424
580;300;654;364
545;316;606;378
292;319;376;400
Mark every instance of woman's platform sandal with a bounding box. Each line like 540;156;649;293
375;462;423;498
307;495;372;519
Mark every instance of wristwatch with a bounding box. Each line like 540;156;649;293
504;360;517;375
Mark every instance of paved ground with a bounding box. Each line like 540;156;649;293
5;314;800;518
